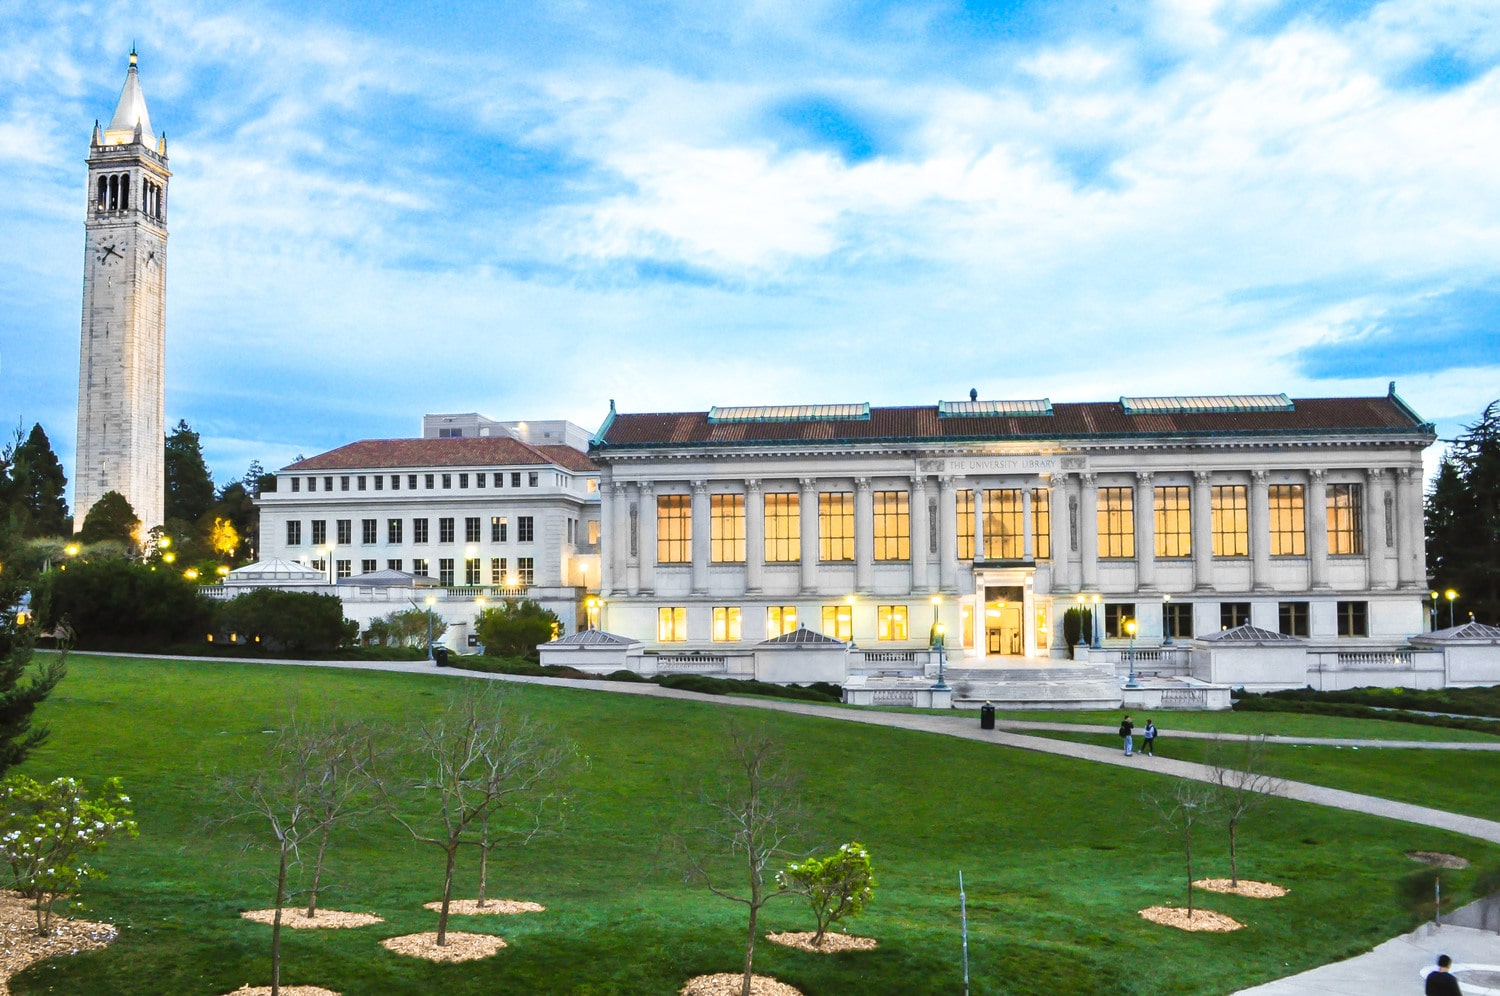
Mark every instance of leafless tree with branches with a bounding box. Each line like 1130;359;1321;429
1147;780;1220;918
387;685;573;945
676;725;804;996
1207;735;1284;887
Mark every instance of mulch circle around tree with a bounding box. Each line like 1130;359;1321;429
1138;906;1244;932
226;987;341;996
421;899;545;915
1407;851;1470;869
0;891;116;996
680;973;805;996
240;909;384;929
380;932;507;962
765;931;878;953
1192;879;1289;898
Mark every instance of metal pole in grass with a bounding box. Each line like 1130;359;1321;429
959;871;970;996
1436;875;1442;926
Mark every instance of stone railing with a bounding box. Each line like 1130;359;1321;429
1161;688;1209;709
1336;650;1414;668
655;654;727;672
871;690;917;706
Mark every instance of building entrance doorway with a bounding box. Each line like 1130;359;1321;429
984;586;1025;656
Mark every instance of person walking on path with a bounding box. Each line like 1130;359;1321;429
1142;719;1157;757
1426;953;1462;995
1119;715;1135;757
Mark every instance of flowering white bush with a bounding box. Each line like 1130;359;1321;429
0;775;137;934
776;841;875;945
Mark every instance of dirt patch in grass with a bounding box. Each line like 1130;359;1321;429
1407;851;1470;869
380;931;507;962
765;931;878;953
240;909;384;929
226;987;341;995
421;899;544;916
1139;907;1243;932
0;891;116;996
1193;879;1288;898
680;973;804;996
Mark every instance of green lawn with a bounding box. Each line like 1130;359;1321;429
979;708;1500;742
9;654;1499;995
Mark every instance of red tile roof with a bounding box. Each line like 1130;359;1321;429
597;396;1431;449
283;437;598;473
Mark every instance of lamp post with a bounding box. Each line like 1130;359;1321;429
1446;589;1458;629
1091;593;1102;649
931;622;949;690
929;594;942;647
1161;593;1173;646
1124;618;1139;688
424;594;437;662
324;543;337;586
1430;590;1440;632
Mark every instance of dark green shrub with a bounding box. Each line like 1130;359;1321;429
37;558;214;651
604;669;649;682
474;600;560;661
215;589;357;655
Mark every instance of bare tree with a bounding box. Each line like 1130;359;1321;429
1147;780;1219;918
677;725;804;996
387;685;573;945
1207;735;1284;887
221;714;380;996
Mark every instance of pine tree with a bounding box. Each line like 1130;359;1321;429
78;491;141;547
1427;400;1500;626
6;424;69;538
165;420;215;525
0;530;66;777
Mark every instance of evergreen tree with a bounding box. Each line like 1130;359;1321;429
78;491;141;547
213;476;259;562
1427;400;1500;626
164;420;215;525
0;530;66;777
6;424;69;538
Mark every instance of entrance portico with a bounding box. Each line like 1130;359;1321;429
969;566;1046;661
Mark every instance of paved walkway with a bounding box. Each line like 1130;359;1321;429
82;652;1500;994
990;717;1500;751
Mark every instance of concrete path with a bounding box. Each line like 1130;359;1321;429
1233;920;1500;995
989;717;1500;751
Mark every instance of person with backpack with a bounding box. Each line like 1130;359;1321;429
1119;715;1134;756
1142;719;1158;757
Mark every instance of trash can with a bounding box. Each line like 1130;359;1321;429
431;646;450;667
980;702;995;730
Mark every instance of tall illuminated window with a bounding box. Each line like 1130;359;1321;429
956;489;975;560
1211;485;1248;556
712;606;742;642
657;606;688;642
766;605;799;638
1327;483;1364;555
710;494;745;563
877;605;908;641
1154;486;1191;558
873;491;910;561
1269;484;1306;556
657;495;691;563
819;492;854;562
763;493;800;562
1096;487;1135;558
1031;488;1051;560
820;604;853;641
983;489;1024;559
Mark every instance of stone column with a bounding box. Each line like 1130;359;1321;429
1079;473;1099;590
638;481;656;595
690;480;710;594
1135;471;1156;592
599;476;616;595
1250;470;1271;592
973;582;987;660
972;482;987;561
854;477;874;592
1022;486;1035;559
1367;468;1395;590
744;479;763;595
1396;466;1421;588
1061;474;1080;592
1307;468;1330;590
910;476;930;592
799;478;819;594
1191;471;1214;591
938;476;958;592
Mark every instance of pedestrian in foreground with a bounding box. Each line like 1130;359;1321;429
1119;715;1134;757
1426;953;1461;995
1142;719;1157;756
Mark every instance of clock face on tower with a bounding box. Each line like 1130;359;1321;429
95;241;123;265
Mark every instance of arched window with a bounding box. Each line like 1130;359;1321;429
97;176;107;208
120;175;129;211
108;175;118;210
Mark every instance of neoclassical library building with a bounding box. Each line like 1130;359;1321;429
587;387;1445;673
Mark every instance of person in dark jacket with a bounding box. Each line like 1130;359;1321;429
1119;715;1134;757
1142;719;1157;757
1426;953;1462;995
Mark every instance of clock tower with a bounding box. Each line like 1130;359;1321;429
76;49;170;536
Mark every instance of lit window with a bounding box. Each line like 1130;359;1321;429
490;557;506;584
766;606;798;638
874;491;910;561
982;489;1023;559
1032;488;1051;560
710;494;745;563
1097;487;1134;559
658;606;688;642
1269;485;1306;556
956;490;975;560
1211;485;1248;556
960;603;973;648
820;604;853;641
1336;600;1368;637
1154;486;1191;558
712;606;742;642
877;605;908;641
587;519;600;545
587;478;599;493
819;492;854;562
657;495;691;563
1327;483;1364;555
763;493;800;562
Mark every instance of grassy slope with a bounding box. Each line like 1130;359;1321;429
9;654;1498;996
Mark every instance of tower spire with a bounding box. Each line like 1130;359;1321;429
103;48;154;147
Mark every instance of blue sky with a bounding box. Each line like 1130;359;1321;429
2;0;1498;500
